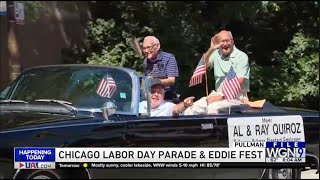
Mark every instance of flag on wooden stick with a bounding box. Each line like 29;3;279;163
189;56;206;87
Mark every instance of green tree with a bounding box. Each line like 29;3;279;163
249;1;319;110
24;1;48;22
251;33;319;109
68;1;319;110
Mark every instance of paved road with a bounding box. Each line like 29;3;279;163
301;169;319;179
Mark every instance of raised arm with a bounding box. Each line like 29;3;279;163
204;34;223;67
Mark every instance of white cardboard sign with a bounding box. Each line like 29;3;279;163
14;1;24;25
227;115;305;147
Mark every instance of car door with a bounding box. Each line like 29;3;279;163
112;116;264;179
70;118;128;179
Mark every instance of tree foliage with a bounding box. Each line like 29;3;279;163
251;33;319;109
248;1;319;110
24;1;48;22
68;1;319;110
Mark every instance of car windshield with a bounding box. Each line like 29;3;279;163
8;66;134;114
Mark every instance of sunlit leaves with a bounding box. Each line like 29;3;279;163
66;1;319;109
252;32;319;107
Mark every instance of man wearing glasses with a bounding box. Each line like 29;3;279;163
142;36;179;101
184;29;250;115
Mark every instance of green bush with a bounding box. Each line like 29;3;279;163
251;32;319;110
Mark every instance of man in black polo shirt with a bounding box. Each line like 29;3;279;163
142;36;179;101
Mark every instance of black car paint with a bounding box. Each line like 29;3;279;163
0;111;267;179
0;64;318;179
1;111;318;179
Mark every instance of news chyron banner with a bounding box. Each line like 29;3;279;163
14;148;55;169
13;115;306;169
14;146;305;169
55;147;266;168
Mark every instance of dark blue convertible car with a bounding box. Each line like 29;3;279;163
0;64;319;179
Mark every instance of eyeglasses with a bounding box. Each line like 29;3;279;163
220;39;233;43
142;43;158;51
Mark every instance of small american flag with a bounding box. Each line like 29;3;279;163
222;67;241;101
189;56;206;87
96;76;117;98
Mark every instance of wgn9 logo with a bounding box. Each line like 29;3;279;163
266;148;305;158
265;142;306;162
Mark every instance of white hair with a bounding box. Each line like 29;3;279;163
228;31;233;39
143;36;160;45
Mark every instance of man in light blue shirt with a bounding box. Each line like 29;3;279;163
184;30;250;115
139;79;194;117
206;31;250;97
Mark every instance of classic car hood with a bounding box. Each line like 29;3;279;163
281;106;319;113
0;111;93;131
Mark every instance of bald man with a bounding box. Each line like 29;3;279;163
184;30;250;115
142;36;179;101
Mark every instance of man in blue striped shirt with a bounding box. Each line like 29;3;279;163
142;36;179;100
